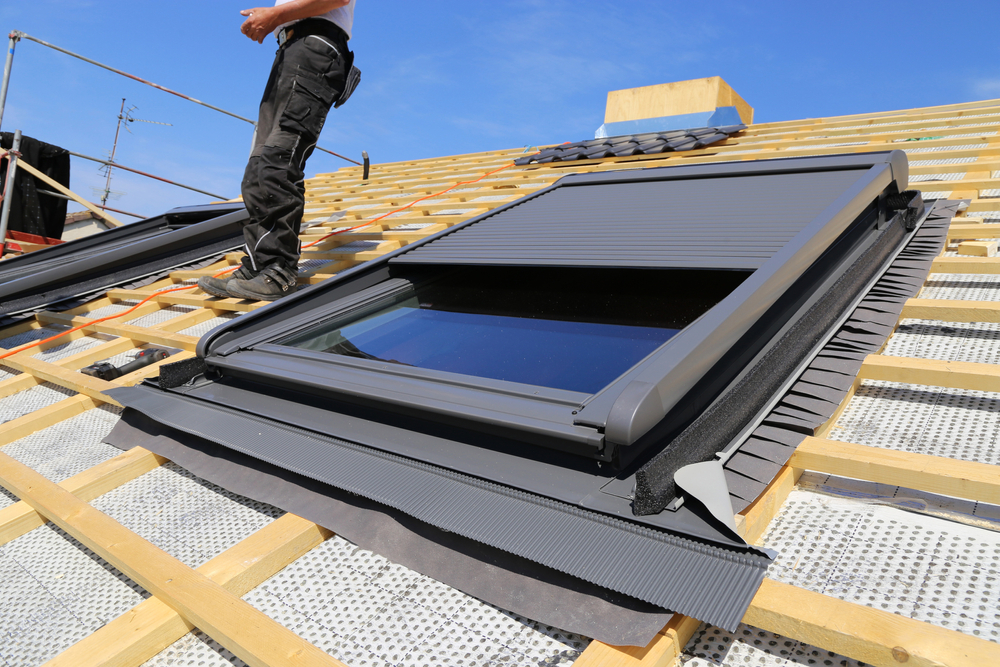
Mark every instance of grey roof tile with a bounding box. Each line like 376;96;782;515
513;125;745;165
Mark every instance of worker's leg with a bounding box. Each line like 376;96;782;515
198;46;287;298
239;135;310;273
239;43;295;274
232;35;347;299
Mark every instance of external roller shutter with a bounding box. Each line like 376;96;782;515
392;169;868;270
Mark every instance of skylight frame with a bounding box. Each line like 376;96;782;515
199;152;910;465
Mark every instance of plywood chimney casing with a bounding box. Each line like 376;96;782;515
605;76;753;125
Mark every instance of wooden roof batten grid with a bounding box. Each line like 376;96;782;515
0;95;999;667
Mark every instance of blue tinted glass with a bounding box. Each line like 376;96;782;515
332;304;677;393
280;268;746;395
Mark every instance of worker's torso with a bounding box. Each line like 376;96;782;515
274;0;355;40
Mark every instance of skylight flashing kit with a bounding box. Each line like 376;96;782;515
113;150;923;629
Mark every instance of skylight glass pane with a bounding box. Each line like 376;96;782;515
280;267;746;394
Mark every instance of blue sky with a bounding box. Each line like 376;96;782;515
0;1;997;220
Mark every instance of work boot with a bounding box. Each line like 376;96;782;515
226;264;298;301
198;265;258;299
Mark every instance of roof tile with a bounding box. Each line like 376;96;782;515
514;124;745;165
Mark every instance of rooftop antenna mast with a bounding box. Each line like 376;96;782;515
98;97;172;209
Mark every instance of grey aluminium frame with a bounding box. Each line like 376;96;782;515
199;151;909;462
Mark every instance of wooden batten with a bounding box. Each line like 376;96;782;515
44;514;331;667
903;298;1000;322
791;437;1000;505
745;579;1000;667
0;452;346;667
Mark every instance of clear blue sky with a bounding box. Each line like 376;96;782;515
0;1;997;220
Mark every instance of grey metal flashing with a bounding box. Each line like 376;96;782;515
107;383;771;632
720;200;956;513
104;409;673;648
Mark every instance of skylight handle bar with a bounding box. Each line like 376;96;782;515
0;31;18;133
11;31;363;166
0;129;22;256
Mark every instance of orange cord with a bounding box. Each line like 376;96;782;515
0;281;205;361
0;161;517;362
301;161;515;250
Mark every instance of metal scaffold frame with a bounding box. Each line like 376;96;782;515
0;30;363;165
0;28;367;245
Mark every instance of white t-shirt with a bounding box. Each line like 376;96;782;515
275;0;355;40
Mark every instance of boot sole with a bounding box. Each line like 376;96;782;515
226;283;288;301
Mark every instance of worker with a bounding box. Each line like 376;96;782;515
200;0;358;301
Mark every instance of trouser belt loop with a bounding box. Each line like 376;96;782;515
276;18;348;49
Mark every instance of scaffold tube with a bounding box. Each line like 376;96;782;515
0;32;19;132
68;150;230;200
0;129;22;255
10;31;362;166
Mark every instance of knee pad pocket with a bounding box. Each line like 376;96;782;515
278;74;335;140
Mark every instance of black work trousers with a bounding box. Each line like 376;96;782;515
240;28;348;273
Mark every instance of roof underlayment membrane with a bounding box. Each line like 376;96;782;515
2;99;1000;666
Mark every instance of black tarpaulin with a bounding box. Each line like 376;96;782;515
1;132;71;239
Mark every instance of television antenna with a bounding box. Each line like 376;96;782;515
97;98;172;208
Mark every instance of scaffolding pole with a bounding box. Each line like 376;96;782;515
0;129;22;255
0;32;19;133
7;31;362;165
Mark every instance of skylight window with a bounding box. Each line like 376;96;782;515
119;151;921;627
193;152;913;472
